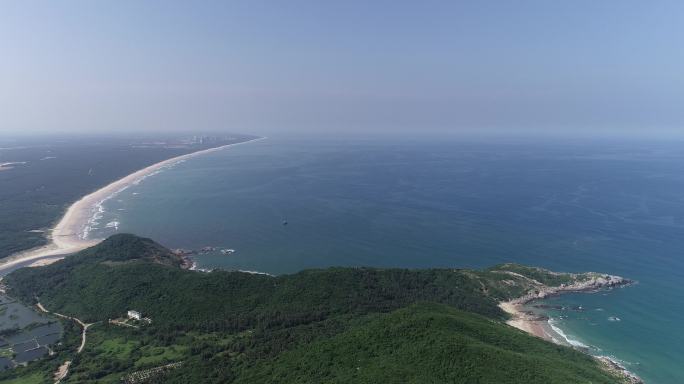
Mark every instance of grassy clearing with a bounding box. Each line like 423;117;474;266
135;345;188;368
95;338;139;359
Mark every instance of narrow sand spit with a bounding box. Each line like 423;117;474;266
0;137;265;273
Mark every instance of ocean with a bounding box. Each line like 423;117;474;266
88;135;684;383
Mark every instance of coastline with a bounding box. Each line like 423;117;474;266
0;137;265;274
499;276;643;383
499;301;556;342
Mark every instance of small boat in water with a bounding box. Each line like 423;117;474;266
221;249;236;255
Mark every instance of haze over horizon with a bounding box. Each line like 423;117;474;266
2;1;684;138
3;4;684;382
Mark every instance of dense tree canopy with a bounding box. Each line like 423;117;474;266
0;235;624;383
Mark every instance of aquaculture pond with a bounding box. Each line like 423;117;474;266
0;294;62;369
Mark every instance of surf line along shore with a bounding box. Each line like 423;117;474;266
499;273;643;384
0;137;266;274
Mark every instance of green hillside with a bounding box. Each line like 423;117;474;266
0;234;625;383
235;303;618;384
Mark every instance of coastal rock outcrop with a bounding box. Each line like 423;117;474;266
494;266;639;384
596;356;644;384
507;273;633;305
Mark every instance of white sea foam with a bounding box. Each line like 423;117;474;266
79;157;189;239
105;221;120;230
548;318;590;349
0;161;28;169
596;354;640;381
189;261;213;273
82;200;109;239
0;137;265;275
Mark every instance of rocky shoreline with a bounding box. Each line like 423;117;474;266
506;272;633;306
499;271;642;383
597;356;644;384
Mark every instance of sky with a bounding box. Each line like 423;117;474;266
2;1;684;137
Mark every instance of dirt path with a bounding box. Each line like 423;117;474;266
77;322;92;353
53;360;71;384
36;301;95;354
109;319;139;328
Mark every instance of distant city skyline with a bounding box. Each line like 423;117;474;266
2;1;684;137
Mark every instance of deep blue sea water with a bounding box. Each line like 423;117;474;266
90;136;684;383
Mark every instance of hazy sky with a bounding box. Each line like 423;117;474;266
2;1;684;137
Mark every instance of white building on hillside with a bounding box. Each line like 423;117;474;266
127;310;142;320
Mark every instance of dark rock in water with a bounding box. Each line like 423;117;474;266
533;304;585;311
575;345;590;353
520;310;549;321
533;304;564;310
596;356;644;384
172;248;195;256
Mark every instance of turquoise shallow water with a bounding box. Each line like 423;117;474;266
91;136;684;383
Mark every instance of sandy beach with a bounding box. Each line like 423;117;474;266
500;291;643;383
499;301;555;342
0;137;265;274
